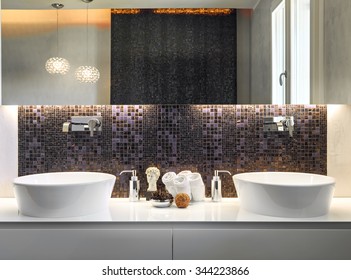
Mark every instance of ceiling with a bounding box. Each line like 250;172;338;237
1;0;261;10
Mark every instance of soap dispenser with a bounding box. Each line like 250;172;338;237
211;170;232;202
119;170;140;202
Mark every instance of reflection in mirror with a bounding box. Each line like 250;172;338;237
110;9;237;104
323;0;351;104
2;4;270;104
2;9;111;105
1;0;351;105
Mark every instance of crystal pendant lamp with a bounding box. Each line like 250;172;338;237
75;0;100;83
45;3;70;75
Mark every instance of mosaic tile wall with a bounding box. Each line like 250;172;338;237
18;105;327;198
111;11;237;104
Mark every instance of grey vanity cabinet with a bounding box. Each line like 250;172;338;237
1;223;351;260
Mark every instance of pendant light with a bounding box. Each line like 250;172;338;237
45;3;70;75
75;0;100;83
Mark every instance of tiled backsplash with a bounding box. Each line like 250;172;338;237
18;105;327;198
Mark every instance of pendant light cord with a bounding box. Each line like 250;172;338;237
56;8;59;56
86;2;89;63
51;3;64;57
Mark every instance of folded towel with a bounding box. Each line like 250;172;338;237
162;172;177;197
188;172;205;201
173;174;192;199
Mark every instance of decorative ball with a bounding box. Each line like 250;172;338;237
175;193;190;208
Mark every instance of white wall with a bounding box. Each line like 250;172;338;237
323;2;351;195
327;105;351;197
0;106;18;197
0;0;1;106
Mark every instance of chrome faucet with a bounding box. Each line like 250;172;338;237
88;118;102;137
263;116;295;137
65;116;103;137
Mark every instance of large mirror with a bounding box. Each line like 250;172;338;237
1;0;350;104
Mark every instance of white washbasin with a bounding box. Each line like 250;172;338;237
13;172;116;218
233;172;335;218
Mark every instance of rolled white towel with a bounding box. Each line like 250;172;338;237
188;172;205;201
173;174;192;199
178;170;192;176
161;172;177;197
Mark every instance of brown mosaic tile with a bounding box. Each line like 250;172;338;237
18;104;327;198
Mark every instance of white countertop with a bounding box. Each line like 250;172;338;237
1;197;351;222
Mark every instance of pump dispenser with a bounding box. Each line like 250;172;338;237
211;170;232;202
119;170;140;202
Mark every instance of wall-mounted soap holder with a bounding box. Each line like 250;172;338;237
63;116;102;137
263;116;294;137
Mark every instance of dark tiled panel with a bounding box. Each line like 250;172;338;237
156;105;181;167
19;105;327;198
110;11;237;104
178;106;203;169
18;106;46;175
222;105;237;197
112;105;144;197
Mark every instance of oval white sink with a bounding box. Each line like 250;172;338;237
233;172;335;218
13;172;116;218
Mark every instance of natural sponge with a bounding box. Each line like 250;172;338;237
175;193;190;208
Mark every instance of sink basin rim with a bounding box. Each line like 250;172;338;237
233;171;335;188
13;171;116;187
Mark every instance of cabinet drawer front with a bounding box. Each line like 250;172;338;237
173;229;351;260
0;228;172;260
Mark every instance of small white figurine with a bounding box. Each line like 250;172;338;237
146;167;161;192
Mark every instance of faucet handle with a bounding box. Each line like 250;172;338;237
88;118;101;137
284;116;294;137
214;170;232;177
